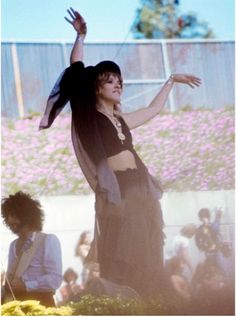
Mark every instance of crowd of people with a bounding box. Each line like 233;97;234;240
164;207;233;309
1;192;233;311
54;207;232;306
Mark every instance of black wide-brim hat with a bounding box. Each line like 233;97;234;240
63;60;121;95
39;60;122;129
94;60;121;76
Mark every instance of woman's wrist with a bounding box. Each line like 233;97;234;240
167;74;175;85
76;33;85;42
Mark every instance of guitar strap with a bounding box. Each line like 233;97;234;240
9;232;46;280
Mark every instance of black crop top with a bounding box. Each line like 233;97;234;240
96;111;133;157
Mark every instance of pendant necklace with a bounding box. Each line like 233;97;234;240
99;109;126;143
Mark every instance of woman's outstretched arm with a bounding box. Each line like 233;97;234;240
65;8;87;64
122;74;202;129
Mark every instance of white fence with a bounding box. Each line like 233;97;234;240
1;39;234;118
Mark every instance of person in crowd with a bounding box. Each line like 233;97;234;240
84;262;100;287
172;223;197;275
193;207;234;313
165;256;191;301
75;231;92;263
39;8;201;298
1;191;63;307
195;208;225;272
191;260;231;314
74;230;92;286
192;260;226;296
56;268;82;305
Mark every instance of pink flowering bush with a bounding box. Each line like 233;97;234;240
1;107;234;196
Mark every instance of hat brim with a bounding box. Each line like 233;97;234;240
94;60;121;76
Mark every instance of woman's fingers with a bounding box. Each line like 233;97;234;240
177;74;202;88
70;7;76;14
184;76;202;88
172;74;202;88
68;7;85;23
65;7;86;32
64;16;73;24
188;76;202;87
73;9;84;20
65;8;87;35
67;8;75;20
188;83;195;89
194;80;201;86
193;76;202;84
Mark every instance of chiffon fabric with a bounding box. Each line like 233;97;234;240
95;168;165;298
39;61;122;204
39;60;165;298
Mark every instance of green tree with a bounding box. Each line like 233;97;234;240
132;0;214;39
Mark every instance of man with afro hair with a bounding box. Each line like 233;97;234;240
2;191;63;306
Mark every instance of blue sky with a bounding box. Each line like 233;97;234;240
2;0;235;41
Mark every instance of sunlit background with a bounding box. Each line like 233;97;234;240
2;0;235;40
1;0;235;313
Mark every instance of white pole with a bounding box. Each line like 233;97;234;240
61;42;69;67
11;44;25;118
161;40;175;111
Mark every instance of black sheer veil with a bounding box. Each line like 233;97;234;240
39;61;122;204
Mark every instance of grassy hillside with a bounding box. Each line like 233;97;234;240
2;107;234;196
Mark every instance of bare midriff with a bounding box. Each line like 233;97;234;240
107;150;137;171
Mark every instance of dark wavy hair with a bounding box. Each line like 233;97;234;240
1;191;44;231
198;208;211;221
71;66;122;166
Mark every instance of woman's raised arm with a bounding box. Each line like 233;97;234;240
64;8;87;64
122;74;202;129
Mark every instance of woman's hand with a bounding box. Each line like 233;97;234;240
171;74;202;88
65;7;87;37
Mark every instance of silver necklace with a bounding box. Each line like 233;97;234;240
98;109;126;143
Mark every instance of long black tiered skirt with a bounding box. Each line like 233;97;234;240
95;168;165;298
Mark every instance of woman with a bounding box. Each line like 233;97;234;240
74;230;92;286
39;8;201;298
165;256;191;301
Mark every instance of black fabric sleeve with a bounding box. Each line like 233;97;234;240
39;61;85;130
